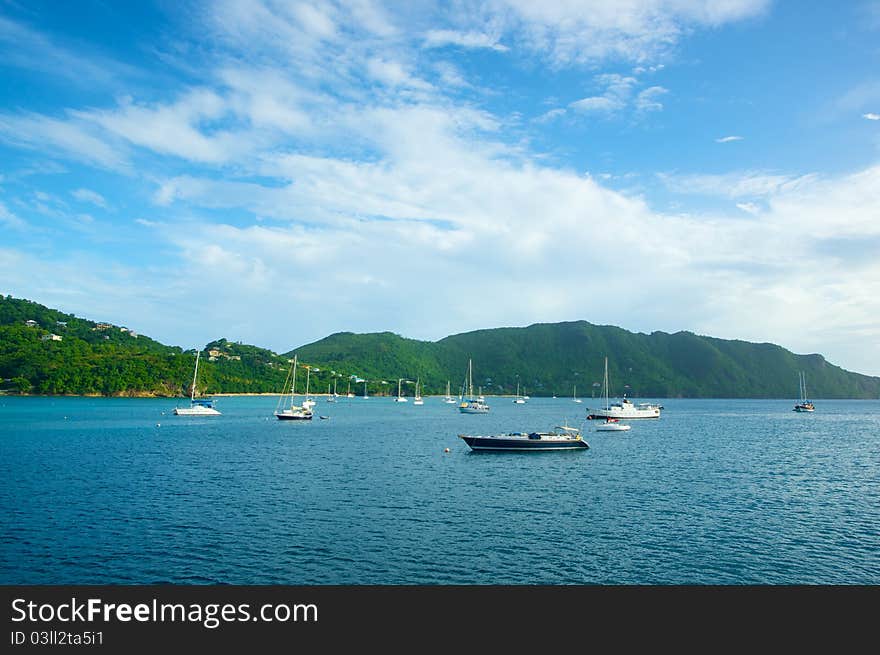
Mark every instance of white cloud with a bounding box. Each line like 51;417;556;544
716;135;744;143
0;15;137;87
635;85;668;112
658;170;814;199
365;57;433;91
570;74;637;114
74;90;249;164
423;29;508;51
487;0;770;66
72;188;108;208
735;201;760;215
0;201;27;229
863;113;880;120
535;108;566;123
0;112;126;169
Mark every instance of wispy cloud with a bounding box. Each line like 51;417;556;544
486;0;771;66
716;135;744;143
736;201;761;215
534;108;566;123
0;112;126;169
863;112;880;120
570;74;637;114
635;86;669;112
72;188;108;208
423;29;508;51
0;201;27;229
658;170;814;198
0;15;138;87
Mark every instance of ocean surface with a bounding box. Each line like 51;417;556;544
1;395;878;585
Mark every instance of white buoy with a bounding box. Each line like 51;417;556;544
444;447;450;453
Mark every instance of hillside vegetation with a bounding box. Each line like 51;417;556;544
2;295;878;398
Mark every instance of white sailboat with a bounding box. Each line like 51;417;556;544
443;380;456;404
346;380;355;398
594;357;631;432
793;371;815;412
572;384;582;403
174;351;221;415
362;379;368;399
413;378;424;405
302;365;316;408
513;381;526;404
459;359;490;413
394;378;408;402
327;379;338;403
274;354;312;420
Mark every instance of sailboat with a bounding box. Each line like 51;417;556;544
594;357;631;431
459;359;490;413
394;378;408;402
572;385;582;403
327;379;338;403
346;380;355;398
302;365;315;409
793;371;815;412
174;351;221;415
443;380;456;404
274;354;312;420
362;379;368;399
513;381;526;404
413;378;424;405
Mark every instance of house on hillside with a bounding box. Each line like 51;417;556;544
24;319;38;327
42;333;63;342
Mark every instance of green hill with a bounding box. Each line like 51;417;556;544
0;296;290;396
2;294;879;398
294;321;880;399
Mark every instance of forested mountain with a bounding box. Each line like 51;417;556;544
294;322;880;399
2;295;879;398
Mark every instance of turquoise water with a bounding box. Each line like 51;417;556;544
1;396;878;584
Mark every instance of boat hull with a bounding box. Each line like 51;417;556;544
587;406;660;419
173;406;221;416
275;411;313;420
459;434;588;451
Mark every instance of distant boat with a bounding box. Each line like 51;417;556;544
413;378;424;405
513;381;526;404
394;378;408;402
327;379;338;403
443;380;457;404
595;417;631;432
793;371;815;412
459;425;588;451
346;380;355;398
459;359;489;413
587;357;661;420
274;354;312;420
302;365;316;409
572;385;582;403
174;351;221;416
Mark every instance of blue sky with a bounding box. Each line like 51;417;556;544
2;0;880;376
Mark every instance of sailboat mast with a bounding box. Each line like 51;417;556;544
604;357;609;410
191;351;200;401
290;355;298;409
